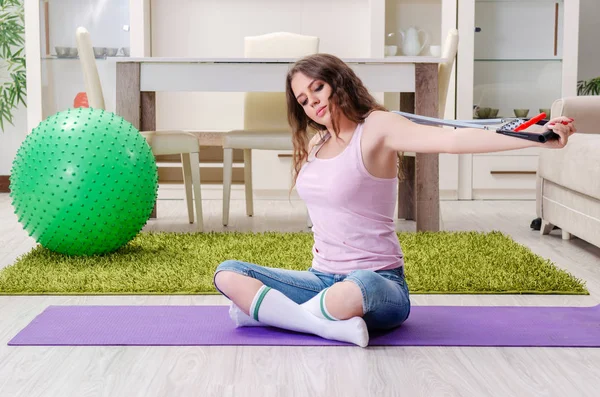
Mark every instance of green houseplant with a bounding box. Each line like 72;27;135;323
577;77;600;96
0;0;26;131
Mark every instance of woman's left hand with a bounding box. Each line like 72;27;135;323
543;116;577;149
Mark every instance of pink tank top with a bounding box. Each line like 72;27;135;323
295;122;404;275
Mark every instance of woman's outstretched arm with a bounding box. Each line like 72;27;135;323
369;111;576;154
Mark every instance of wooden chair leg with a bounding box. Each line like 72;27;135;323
180;153;195;224
222;148;233;226
243;149;253;217
397;156;416;220
189;152;203;231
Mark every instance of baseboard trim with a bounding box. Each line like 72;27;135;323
472;189;536;200
0;175;9;193
440;190;458;201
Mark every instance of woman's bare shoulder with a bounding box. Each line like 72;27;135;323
364;110;407;128
362;110;391;142
363;110;412;141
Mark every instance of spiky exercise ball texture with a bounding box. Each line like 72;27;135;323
9;107;157;256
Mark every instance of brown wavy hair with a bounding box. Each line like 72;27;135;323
285;53;388;188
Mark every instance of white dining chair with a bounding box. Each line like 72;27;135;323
75;26;204;230
221;32;319;226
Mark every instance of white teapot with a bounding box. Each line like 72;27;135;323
399;27;429;56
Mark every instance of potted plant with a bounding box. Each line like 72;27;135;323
0;0;26;132
577;77;600;96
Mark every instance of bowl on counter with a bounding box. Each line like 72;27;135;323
106;48;119;57
476;107;492;119
513;109;529;118
93;47;107;58
55;46;78;58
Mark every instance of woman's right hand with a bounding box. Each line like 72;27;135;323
543;117;576;149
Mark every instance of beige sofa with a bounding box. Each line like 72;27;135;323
536;95;600;248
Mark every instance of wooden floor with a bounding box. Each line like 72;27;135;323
1;186;600;397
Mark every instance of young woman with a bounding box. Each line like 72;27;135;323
213;53;576;347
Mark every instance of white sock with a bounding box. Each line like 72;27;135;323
250;286;369;347
229;288;337;328
300;288;339;321
228;302;263;327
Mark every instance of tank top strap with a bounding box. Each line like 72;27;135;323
352;122;364;150
307;132;330;162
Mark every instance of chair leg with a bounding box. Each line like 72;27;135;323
181;153;195;224
223;148;233;226
307;212;313;228
243;149;254;217
562;230;572;240
189;152;203;231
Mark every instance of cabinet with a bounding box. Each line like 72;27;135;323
252;151;295;193
456;0;580;199
25;0;131;130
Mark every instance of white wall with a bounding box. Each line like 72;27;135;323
578;0;600;81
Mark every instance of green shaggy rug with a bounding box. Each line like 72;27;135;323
0;231;588;295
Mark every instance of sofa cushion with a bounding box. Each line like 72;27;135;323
551;96;600;136
538;134;600;200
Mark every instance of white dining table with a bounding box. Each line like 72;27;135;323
114;57;444;231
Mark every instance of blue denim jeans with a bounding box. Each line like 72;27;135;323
214;260;411;330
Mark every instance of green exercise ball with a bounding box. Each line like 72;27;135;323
9;107;158;256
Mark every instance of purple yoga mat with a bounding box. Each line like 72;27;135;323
8;304;600;347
